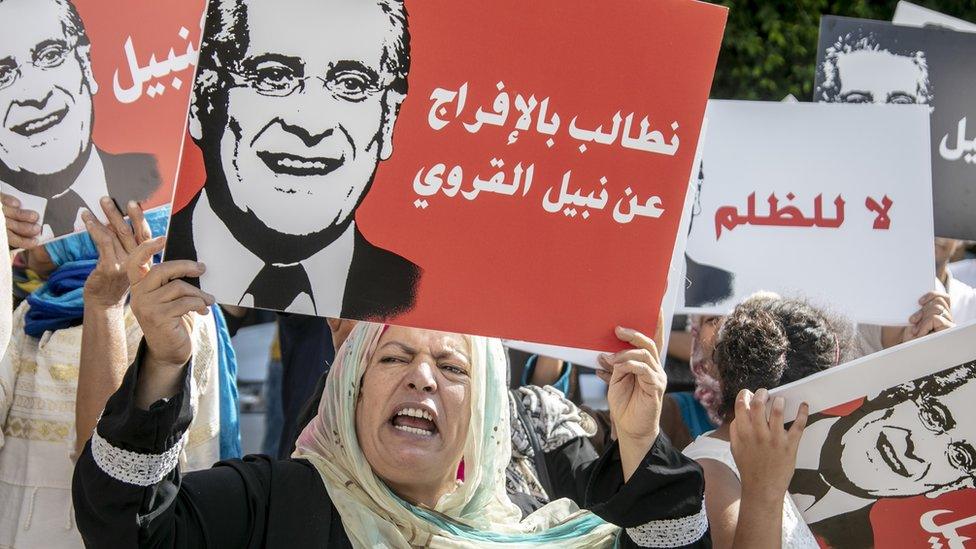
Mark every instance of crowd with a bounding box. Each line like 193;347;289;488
0;0;974;547
0;194;969;549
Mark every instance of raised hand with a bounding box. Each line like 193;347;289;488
730;389;809;500
127;238;214;370
883;291;954;348
597;325;668;481
82;198;153;308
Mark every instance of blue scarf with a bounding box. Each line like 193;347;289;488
24;207;172;337
24;259;97;337
212;306;243;459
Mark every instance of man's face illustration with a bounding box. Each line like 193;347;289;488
833;49;926;105
833;376;976;498
217;0;402;237
0;0;94;180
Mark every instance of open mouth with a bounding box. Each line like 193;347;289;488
9;106;69;137
876;431;910;478
257;151;343;177
390;406;438;437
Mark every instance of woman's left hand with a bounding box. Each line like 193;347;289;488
83;198;153;309
597;326;667;448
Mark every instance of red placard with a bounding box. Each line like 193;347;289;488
171;0;727;351
78;0;205;210
0;0;205;245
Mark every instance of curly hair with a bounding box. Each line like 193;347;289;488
713;295;852;420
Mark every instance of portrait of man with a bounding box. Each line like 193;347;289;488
684;162;735;308
0;0;160;241
790;360;976;548
166;0;420;319
816;32;934;105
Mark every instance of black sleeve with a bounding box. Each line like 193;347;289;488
584;435;711;548
72;342;334;548
543;437;599;506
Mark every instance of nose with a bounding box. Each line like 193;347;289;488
277;79;344;147
404;360;437;394
9;70;53;108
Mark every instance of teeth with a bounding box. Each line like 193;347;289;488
277;157;327;170
25;113;59;132
394;425;433;436
396;407;433;421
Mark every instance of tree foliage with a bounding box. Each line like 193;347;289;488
709;1;976;100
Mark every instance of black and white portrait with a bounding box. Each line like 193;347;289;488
816;31;933;106
815;16;976;240
166;0;420;319
790;360;976;547
684;162;735;308
0;0;160;241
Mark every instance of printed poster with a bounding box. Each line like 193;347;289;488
0;0;206;244
679;100;934;325
815;15;976;240
893;1;976;33
165;0;728;351
771;322;976;549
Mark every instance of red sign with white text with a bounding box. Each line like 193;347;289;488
0;0;205;243
169;0;727;351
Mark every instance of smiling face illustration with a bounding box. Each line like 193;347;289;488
0;0;95;185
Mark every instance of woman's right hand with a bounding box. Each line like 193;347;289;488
126;237;215;370
730;389;808;501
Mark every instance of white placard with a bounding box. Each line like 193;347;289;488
679;100;935;325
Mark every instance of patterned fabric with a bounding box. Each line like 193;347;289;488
0;304;221;549
625;507;709;548
505;385;596;506
92;427;189;486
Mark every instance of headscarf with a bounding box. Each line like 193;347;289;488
294;323;621;548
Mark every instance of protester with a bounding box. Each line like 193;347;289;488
935;237;976;323
73;242;710;547
949;241;976;286
0;200;226;549
682;295;852;548
72;201;241;462
294;320;603;515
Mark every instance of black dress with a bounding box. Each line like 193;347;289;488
73;346;712;548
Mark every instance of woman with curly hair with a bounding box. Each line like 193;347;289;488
682;294;853;548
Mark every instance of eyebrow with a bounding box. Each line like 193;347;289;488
378;341;470;364
240;53;304;72
31;38;69;57
327;60;382;85
380;341;417;355
433;348;470;364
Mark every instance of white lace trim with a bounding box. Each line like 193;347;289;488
91;428;188;486
625;505;709;548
